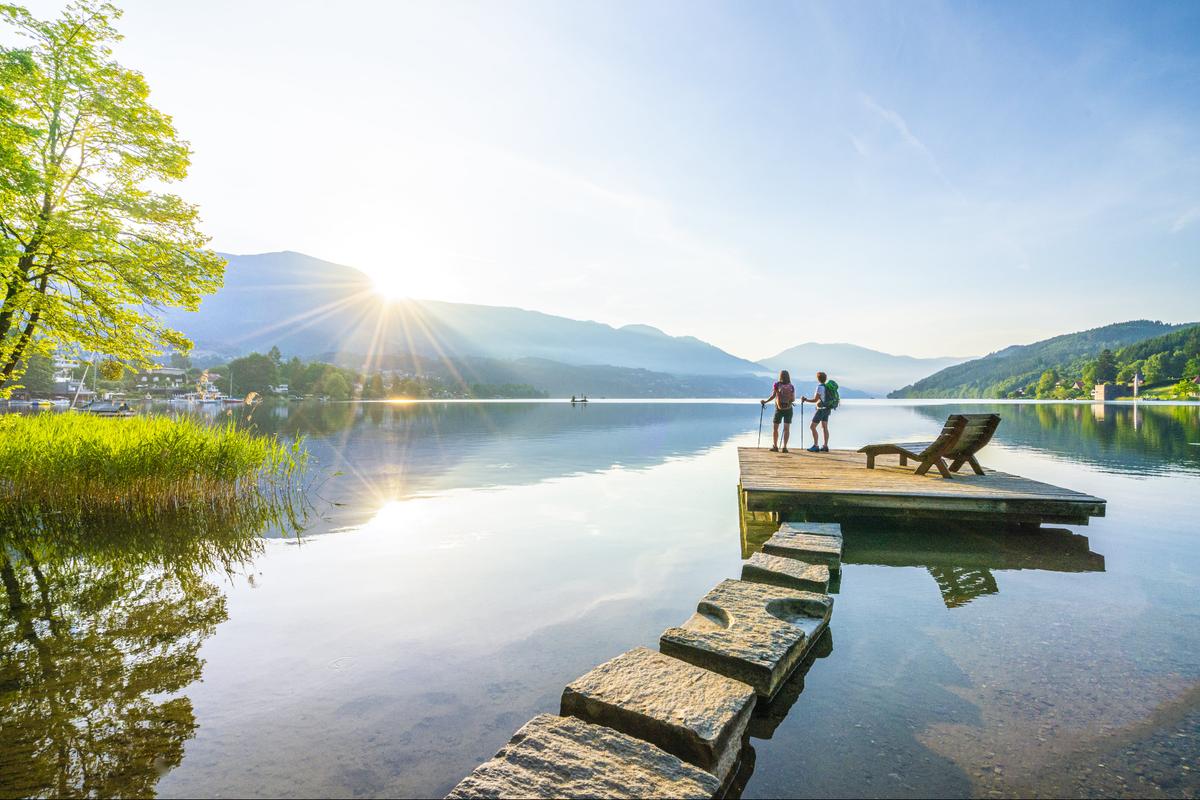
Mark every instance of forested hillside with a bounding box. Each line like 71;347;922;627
890;321;1195;398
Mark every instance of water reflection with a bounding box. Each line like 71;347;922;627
842;525;1105;608
0;511;268;798
913;402;1200;476
740;517;1105;608
209;401;759;529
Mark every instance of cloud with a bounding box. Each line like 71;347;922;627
859;92;953;190
1171;205;1200;233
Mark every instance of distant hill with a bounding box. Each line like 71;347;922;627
889;320;1192;398
163;251;770;379
317;353;772;398
758;342;968;396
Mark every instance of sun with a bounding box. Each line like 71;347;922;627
371;272;410;301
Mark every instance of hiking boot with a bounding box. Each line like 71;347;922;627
769;446;779;452
820;445;829;452
807;445;820;452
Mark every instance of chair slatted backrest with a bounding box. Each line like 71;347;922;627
919;415;969;458
945;414;1001;457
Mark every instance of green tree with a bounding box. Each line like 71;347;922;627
365;372;386;399
1094;348;1117;383
1035;369;1058;399
1142;352;1167;384
1186;355;1200;380
4;351;54;393
321;371;349;400
0;2;224;398
267;345;282;368
1081;362;1097;387
226;352;279;396
1116;360;1142;384
284;356;303;386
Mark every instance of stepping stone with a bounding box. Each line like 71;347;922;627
561;647;755;785
762;529;842;572
778;521;842;542
660;579;833;700
741;552;830;593
445;714;719;800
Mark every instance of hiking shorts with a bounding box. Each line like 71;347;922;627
773;406;794;424
812;406;832;424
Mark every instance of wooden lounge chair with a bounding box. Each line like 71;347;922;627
858;414;968;478
942;413;1001;475
859;413;1001;478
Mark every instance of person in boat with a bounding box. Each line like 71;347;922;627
800;371;835;452
760;370;796;453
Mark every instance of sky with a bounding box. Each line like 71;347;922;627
11;0;1200;359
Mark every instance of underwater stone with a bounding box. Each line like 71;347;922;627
762;529;842;572
660;579;833;700
777;521;843;542
741;552;830;593
444;713;720;800
561;646;755;785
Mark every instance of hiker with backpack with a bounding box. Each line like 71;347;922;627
760;369;797;453
801;371;839;452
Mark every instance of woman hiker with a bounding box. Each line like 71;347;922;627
800;371;834;452
760;370;796;453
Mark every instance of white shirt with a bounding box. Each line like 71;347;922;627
815;384;826;404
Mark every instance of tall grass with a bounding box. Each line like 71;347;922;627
0;413;308;523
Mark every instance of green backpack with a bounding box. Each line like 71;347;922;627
823;379;840;409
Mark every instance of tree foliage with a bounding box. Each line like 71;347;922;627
0;2;224;398
226;351;279;396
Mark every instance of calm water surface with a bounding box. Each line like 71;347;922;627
2;400;1198;798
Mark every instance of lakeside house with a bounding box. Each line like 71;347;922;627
136;366;188;395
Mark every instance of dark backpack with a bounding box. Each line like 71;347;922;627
823;379;840;409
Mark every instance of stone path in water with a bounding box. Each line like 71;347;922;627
445;521;842;799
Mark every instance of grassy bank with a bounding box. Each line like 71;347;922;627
0;413;307;522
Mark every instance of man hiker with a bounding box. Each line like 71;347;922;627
800;371;839;452
760;370;796;452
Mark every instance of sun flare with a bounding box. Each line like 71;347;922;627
372;273;410;301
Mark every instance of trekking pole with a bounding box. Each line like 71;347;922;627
757;402;765;448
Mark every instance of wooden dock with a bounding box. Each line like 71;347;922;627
738;448;1106;527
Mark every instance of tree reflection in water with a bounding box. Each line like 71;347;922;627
0;503;286;798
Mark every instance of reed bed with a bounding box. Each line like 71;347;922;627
0;413;308;521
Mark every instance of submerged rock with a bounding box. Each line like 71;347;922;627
741;551;830;593
561;646;755;784
762;528;842;572
444;713;720;799
777;521;843;542
660;579;833;700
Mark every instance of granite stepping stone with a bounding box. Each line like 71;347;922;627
777;521;842;542
444;713;720;799
741;551;830;593
762;528;842;572
660;579;833;700
561;646;755;785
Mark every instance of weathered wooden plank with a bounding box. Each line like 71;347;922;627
737;447;1105;526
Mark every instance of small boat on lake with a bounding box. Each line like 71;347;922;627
83;401;135;417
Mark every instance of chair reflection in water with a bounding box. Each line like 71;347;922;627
740;517;1105;608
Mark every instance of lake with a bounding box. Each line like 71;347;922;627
2;400;1198;798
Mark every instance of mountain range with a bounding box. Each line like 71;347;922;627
758;343;966;396
890;320;1195;398
160;251;960;397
